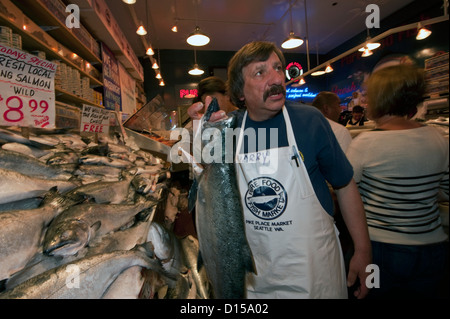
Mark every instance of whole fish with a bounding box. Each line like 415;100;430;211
79;154;134;168
1;142;52;158
85;207;156;257
0;149;73;180
145;222;187;279
0;250;165;299
101;266;145;299
0;188;83;281
64;173;135;204
43;195;159;257
0;168;79;205
6;208;156;290
0;128;55;149
195;98;256;299
180;235;210;299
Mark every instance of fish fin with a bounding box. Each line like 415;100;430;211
187;179;198;213
90;221;101;232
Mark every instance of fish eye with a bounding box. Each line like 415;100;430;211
60;230;72;240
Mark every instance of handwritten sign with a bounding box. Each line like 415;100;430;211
0;44;56;128
80;104;110;134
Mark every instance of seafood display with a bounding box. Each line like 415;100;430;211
0;126;209;299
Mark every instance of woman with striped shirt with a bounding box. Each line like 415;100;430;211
346;64;449;298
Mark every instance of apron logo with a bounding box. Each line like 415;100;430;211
245;177;287;220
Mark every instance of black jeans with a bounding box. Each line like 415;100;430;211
368;240;448;299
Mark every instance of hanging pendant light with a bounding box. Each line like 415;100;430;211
324;64;333;73
189;64;204;75
146;47;154;56
156;72;162;79
187;1;210;46
416;22;431;40
152;60;159;69
358;29;380;52
171;25;178;32
361;47;373;57
136;25;147;36
311;70;325;76
187;27;210;46
122;0;136;4
311;44;325;76
281;0;304;49
159;79;165;86
189;50;204;75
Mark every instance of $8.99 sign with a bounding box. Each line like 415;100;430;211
0;44;56;128
1;95;52;128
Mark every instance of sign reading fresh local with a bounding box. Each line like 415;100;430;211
0;44;56;128
80;104;110;134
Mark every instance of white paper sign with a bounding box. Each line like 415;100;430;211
0;44;57;128
80;104;110;134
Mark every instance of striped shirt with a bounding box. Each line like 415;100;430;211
346;125;449;245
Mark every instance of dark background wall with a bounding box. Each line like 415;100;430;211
142;0;448;110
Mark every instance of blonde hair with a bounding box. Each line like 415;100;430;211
366;64;425;119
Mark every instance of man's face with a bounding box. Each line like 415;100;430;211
240;52;286;121
327;98;342;123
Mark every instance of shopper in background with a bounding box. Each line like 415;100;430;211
312;91;352;152
346;64;449;299
189;76;238;119
188;41;372;299
344;105;367;126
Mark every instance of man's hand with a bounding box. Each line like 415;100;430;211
347;249;372;299
187;96;227;122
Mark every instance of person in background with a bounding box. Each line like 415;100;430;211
346;64;449;299
191;76;238;115
344;105;367;126
312;91;352;152
188;41;372;299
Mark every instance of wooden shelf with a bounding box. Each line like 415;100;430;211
11;0;102;65
55;87;103;108
0;0;103;87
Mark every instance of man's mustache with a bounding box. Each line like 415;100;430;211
263;85;286;102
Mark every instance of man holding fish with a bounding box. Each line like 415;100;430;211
187;41;372;299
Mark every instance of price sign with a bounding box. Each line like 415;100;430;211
0;44;57;128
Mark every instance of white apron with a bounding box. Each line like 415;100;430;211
235;107;347;299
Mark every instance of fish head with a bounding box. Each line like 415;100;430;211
147;223;174;261
43;219;91;257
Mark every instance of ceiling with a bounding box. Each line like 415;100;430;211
107;0;415;57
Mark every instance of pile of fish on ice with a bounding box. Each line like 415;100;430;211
0;126;210;299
